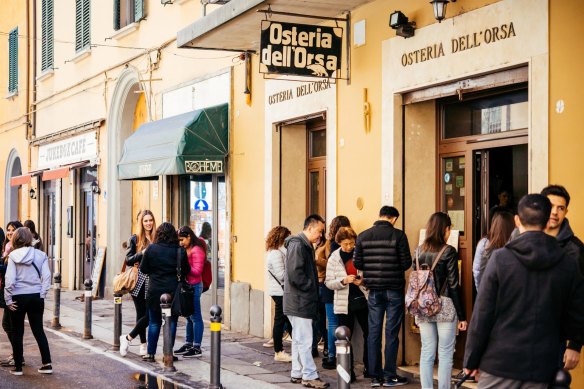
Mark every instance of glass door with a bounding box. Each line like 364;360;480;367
43;181;57;276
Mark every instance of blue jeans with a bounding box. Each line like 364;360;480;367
367;289;404;379
418;320;457;389
289;315;318;380
325;303;338;360
186;282;204;346
147;306;178;355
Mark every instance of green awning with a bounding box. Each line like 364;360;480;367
118;103;228;180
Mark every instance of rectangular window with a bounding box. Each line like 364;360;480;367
41;0;54;71
8;28;18;94
113;0;145;31
75;0;91;52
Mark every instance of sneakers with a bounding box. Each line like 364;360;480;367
183;346;202;359
142;354;155;362
0;355;25;367
452;370;476;383
301;378;330;388
290;377;302;384
383;375;408;387
321;357;336;370
119;335;130;357
274;351;292;362
10;367;23;376
38;364;53;374
262;338;274;348
139;343;148;356
371;378;383;387
174;343;193;355
283;332;292;342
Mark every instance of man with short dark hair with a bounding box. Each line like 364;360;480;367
284;214;329;389
464;194;584;388
354;206;411;387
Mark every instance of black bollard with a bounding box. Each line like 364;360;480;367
335;326;352;389
160;293;176;372
83;279;93;339
208;305;223;389
552;369;571;389
113;293;123;351
51;272;62;329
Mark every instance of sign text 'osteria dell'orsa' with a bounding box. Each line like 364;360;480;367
260;21;343;78
400;22;516;67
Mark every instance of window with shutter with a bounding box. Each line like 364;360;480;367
8;28;18;94
114;0;145;31
41;0;54;72
76;0;91;52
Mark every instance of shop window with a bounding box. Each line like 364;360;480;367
41;0;54;71
113;0;145;31
75;0;91;52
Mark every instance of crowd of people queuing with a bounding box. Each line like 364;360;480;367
265;184;584;389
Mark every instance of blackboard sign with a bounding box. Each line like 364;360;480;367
91;246;106;297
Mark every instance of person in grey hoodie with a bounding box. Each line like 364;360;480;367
4;227;52;376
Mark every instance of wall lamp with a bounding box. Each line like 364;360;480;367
430;0;456;23
29;188;37;200
389;11;416;38
91;181;101;194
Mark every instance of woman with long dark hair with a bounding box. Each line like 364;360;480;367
413;212;467;389
119;210;156;357
174;226;207;358
23;220;43;252
140;222;190;361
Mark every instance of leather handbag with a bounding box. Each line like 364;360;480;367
113;260;138;295
172;248;195;317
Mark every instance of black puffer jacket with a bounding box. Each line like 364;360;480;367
412;245;465;321
283;233;319;320
353;220;412;290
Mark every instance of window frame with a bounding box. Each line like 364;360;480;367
75;0;91;53
41;0;54;72
113;0;145;31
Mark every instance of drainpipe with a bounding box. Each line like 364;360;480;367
32;0;40;225
401;102;406;366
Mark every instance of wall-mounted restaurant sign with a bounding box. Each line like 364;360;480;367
185;160;224;174
260;21;343;79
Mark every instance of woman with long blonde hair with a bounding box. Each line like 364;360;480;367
119;210;156;357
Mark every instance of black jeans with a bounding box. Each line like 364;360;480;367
129;283;148;343
2;307;13;347
11;293;51;369
271;296;292;353
338;303;369;374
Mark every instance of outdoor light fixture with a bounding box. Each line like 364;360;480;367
389;11;416;38
29;188;37;200
430;0;456;23
91;181;100;194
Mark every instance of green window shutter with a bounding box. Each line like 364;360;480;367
76;0;91;52
8;28;18;94
83;0;91;49
41;0;47;70
41;0;54;72
134;0;145;23
113;0;121;31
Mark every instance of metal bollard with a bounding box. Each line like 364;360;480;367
51;272;62;329
161;293;176;372
552;369;571;389
83;279;93;339
208;305;223;389
113;293;123;351
335;326;352;389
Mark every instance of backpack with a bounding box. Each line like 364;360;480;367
202;258;212;292
405;245;448;318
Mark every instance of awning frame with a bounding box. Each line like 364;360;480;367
41;161;90;181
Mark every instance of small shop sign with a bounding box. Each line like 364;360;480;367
185;160;224;174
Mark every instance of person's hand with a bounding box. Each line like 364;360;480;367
343;275;356;285
353;277;363;286
463;368;479;380
564;349;580;370
8;302;17;311
458;321;468;331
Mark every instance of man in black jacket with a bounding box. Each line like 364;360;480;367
354;206;412;387
464;194;584;388
283;214;329;389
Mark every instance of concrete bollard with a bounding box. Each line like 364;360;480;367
160;293;176;372
208;305;223;389
51;272;62;329
552;369;571;389
113;293;123;351
335;326;352;389
83;279;93;339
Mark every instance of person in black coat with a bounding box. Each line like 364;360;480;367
464;194;584;387
140;222;190;362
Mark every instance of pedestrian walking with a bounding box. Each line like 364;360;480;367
23;220;43;252
312;228;327;359
284;214;329;389
411;212;467;389
4;227;52;376
119;210;156;357
174;226;207;359
325;226;370;383
264;226;293;363
139;222;190;362
316;215;350;370
464;194;584;388
353;206;411;387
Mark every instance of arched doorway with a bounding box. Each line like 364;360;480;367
5;149;22;224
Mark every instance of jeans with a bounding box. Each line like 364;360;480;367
11;294;51;369
289;315;318;380
272;296;292;353
186;282;204;347
418;320;457;389
367;289;404;379
338;304;369;374
129;283;148;343
325;303;337;360
147;305;177;355
2;308;13;347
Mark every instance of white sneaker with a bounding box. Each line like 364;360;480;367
139;343;147;356
262;338;274;348
119;335;130;357
274;351;292;362
282;332;292;342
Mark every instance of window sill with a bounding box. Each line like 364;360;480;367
37;68;54;82
110;22;139;40
5;90;18;99
70;47;91;63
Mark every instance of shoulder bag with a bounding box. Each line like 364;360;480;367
172;248;195;317
113;259;138;295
